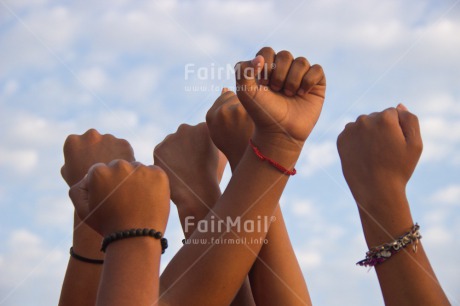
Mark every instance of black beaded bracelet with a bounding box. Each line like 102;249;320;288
101;228;168;254
70;247;104;265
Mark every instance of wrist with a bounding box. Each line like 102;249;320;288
73;213;104;260
355;189;414;248
250;132;303;173
104;235;163;256
349;176;406;208
172;178;221;209
228;154;244;172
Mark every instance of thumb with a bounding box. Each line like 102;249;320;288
69;175;90;222
396;104;422;148
235;55;265;102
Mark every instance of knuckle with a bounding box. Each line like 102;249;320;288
380;108;397;123
337;125;352;147
83;128;102;143
63;134;78;152
205;109;214;124
409;113;420;124
234;61;245;72
295;57;310;68
258;46;275;55
177;123;191;132
312;64;325;81
91;164;107;178
311;64;324;73
414;137;423;152
118;138;131;150
151;166;169;182
111;159;132;171
276;50;294;61
84;128;100;137
68;185;78;200
64;134;78;145
195;122;207;130
356;115;368;125
336;132;344;149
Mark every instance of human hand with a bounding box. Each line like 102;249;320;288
69;161;170;236
206;88;255;171
235;47;326;149
154;123;226;206
61;129;135;187
337;105;423;206
61;129;136;257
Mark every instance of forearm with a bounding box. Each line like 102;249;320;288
175;186;221;239
160;135;300;305
59;213;103;306
98;237;163;306
249;205;311;306
174;181;255;305
356;188;449;305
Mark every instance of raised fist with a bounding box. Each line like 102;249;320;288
206;88;254;171
61;129;135;187
337;105;423;204
153;123;226;205
235;47;326;145
69;161;170;236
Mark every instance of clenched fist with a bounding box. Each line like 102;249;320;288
153;123;226;205
61;129;135;187
235;47;326;146
61;129;136;258
206;88;254;171
69;161;170;236
337;104;423;206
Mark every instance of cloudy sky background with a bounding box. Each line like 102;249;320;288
0;0;459;305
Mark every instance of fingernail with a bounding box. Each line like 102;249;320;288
397;103;408;111
222;87;229;94
251;55;262;67
298;89;305;96
284;89;294;96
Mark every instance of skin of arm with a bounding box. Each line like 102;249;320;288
154;122;255;306
159;48;326;306
207;81;311;305
337;105;450;305
69;160;170;306
59;129;135;306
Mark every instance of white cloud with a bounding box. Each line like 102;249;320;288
418;93;460;116
297;142;337;177
1;112;74;148
1;229;65;284
78;67;108;91
3;0;48;11
419;116;460;163
290;199;314;217
0;148;38;175
423;226;453;247
431;185;460;205
296;250;322;269
35;196;73;229
0;229;67;305
2;79;19;96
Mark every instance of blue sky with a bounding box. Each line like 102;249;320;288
0;0;459;305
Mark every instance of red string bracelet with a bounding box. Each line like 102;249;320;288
249;139;297;176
